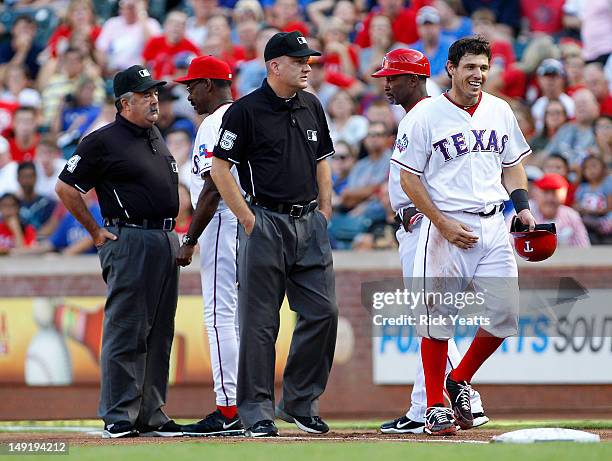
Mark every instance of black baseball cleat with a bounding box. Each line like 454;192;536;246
182;410;244;436
445;376;474;430
472;412;490;428
379;415;425;434
138;420;185;437
245;420;279;437
276;407;329;434
424;406;457;436
102;421;139;439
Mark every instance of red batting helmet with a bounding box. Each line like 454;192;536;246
371;48;431;78
510;216;557;262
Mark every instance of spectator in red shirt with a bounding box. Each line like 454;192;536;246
0;192;36;253
7;106;40;163
520;0;565;36
563;49;586;96
202;15;247;72
268;0;310;36
584;63;612;117
471;8;514;71
235;19;259;62
319;16;360;78
46;0;102;59
355;0;419;49
359;15;397;84
142;11;201;80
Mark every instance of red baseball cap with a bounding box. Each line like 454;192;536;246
533;173;568;190
174;55;233;84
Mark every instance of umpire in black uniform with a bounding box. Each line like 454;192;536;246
56;65;183;438
211;31;338;437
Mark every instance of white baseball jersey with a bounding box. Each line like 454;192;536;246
388;97;433;213
392;92;531;213
190;103;240;211
191;102;241;407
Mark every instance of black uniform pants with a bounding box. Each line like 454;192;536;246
236;205;338;428
97;225;179;428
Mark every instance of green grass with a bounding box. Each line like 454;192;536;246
0;419;610;461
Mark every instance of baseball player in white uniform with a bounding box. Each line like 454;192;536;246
395;37;535;435
174;56;244;436
371;49;488;435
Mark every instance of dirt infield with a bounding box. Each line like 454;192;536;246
1;429;611;445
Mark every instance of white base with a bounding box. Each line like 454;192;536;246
491;428;600;444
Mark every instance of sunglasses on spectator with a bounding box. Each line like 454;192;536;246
367;131;387;137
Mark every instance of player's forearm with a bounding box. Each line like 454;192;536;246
187;176;222;240
211;159;253;225
501;163;528;193
55;180;100;237
316;160;333;218
400;169;447;227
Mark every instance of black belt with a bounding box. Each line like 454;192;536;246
465;203;505;218
104;217;176;231
245;194;318;218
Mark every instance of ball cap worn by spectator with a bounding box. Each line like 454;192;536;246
174;55;233;84
533;172;569;190
113;65;166;98
264;31;321;62
371;48;431;78
537;58;566;77
416;6;441;25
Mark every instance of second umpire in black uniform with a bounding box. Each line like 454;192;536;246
56;65;184;438
211;31;338;437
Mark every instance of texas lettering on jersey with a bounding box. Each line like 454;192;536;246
432;129;510;162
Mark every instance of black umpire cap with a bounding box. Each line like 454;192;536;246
113;65;166;98
264;31;321;62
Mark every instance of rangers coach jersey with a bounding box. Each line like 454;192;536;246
391;91;531;213
190;103;240;211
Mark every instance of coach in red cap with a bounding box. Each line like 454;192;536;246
174;55;234;84
174;56;245;437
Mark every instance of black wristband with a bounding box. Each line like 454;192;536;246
182;234;198;246
510;189;530;213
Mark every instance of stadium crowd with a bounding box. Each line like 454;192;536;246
0;0;610;255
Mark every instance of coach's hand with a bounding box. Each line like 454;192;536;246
517;209;536;231
176;244;196;267
93;227;117;248
438;217;479;250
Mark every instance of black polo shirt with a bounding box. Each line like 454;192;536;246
213;78;334;203
58;114;179;220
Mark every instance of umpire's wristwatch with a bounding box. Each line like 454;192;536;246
182;234;198;246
